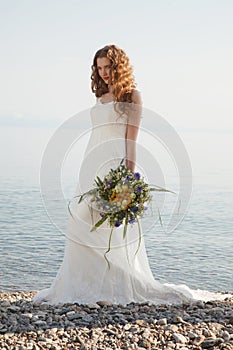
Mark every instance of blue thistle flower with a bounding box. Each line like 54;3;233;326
114;221;121;227
136;186;142;192
131;206;138;213
134;172;141;180
129;218;136;224
124;175;131;183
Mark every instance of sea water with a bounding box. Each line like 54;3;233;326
0;126;232;292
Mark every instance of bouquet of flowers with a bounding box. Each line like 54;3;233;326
68;158;172;267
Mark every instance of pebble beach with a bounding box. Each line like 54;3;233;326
0;291;232;350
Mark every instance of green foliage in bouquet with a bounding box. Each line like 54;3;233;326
68;158;173;268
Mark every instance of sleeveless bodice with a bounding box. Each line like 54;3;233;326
88;99;127;141
81;99;128;191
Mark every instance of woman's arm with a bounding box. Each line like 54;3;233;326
125;90;143;172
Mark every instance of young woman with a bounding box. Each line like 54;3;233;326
33;44;228;305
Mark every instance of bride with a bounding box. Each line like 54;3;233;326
33;44;228;305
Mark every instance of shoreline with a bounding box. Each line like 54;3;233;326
0;291;232;349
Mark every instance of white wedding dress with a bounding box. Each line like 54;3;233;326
33;99;228;305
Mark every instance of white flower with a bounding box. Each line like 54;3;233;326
122;199;128;206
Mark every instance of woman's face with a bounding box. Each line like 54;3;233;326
97;57;111;85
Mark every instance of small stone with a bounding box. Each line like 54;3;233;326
202;329;216;338
157;318;167;326
81;315;93;323
97;300;112;307
0;328;7;334
66;310;75;316
201;337;224;348
165;324;179;332
8;306;21;313
138;338;151;349
104;329;116;336
210;322;224;331
142;329;151;339
172;333;188;344
195;300;205;308
173;316;187;324
193;335;205;346
80;344;87;350
33;320;47;326
46;316;53;324
124;323;132;330
129;327;139;333
136;319;147;326
86;303;100;309
221;330;230;341
32;345;40;350
50;346;60;350
187;331;197;340
67;312;83;320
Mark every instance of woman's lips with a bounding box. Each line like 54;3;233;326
103;77;109;80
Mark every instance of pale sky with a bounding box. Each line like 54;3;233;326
0;0;233;131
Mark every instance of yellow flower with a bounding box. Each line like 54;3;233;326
109;184;134;209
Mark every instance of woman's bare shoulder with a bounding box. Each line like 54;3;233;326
131;89;142;105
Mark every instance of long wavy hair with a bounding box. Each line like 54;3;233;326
91;44;137;104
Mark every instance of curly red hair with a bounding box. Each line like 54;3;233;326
91;44;137;103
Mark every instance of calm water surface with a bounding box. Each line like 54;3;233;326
0;127;232;293
0;177;232;293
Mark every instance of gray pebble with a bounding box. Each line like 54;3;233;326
67;312;84;320
157;318;167;326
172;333;188;344
201;337;224;348
193;335;206;346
